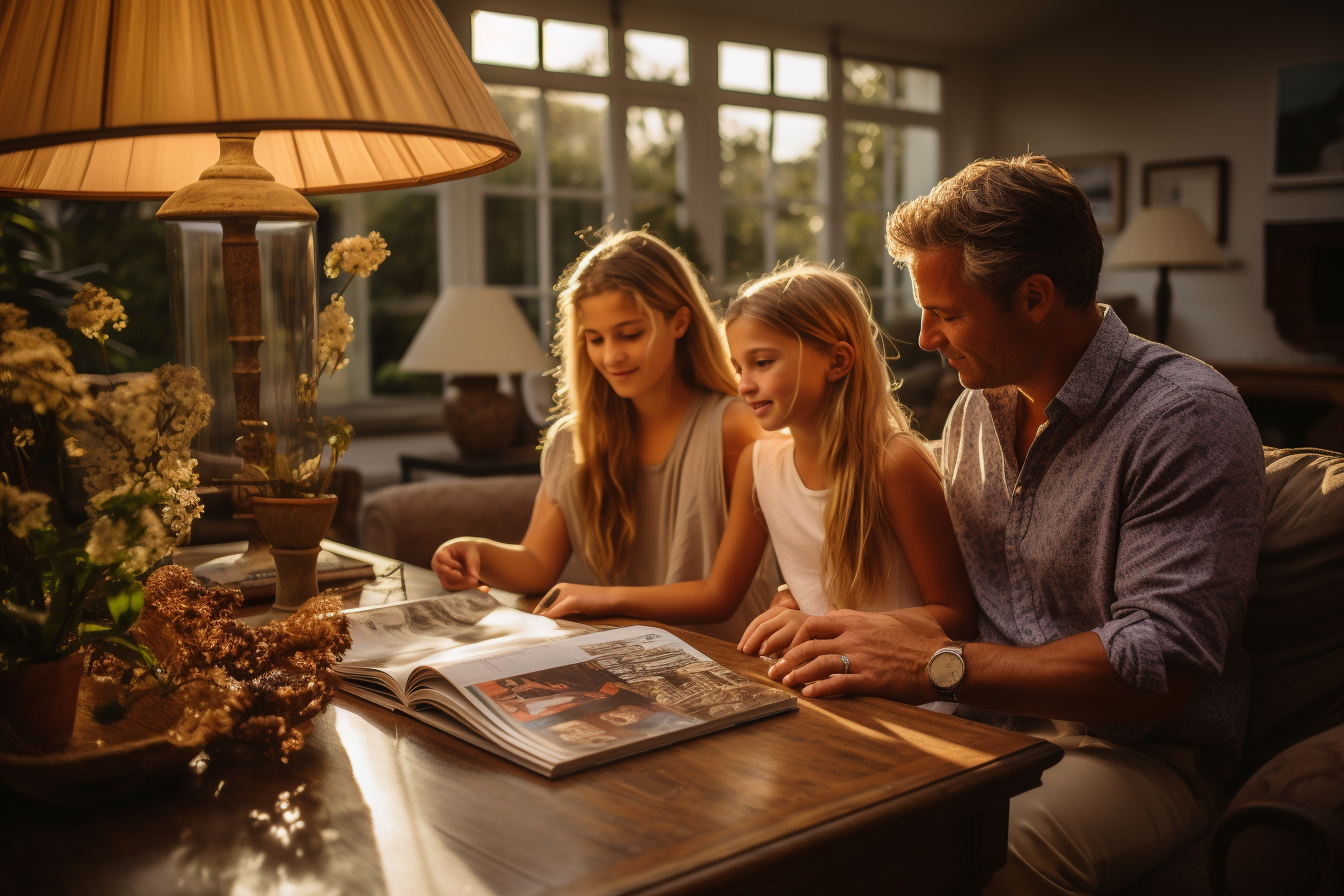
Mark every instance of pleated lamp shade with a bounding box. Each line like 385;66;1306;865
0;0;519;199
401;288;553;375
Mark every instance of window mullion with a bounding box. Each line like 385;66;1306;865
882;123;900;321
537;91;553;342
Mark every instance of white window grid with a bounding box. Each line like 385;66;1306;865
438;3;946;341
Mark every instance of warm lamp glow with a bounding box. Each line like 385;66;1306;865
1105;206;1228;345
0;0;519;198
401;288;552;375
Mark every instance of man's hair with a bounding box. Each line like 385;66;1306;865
885;154;1104;310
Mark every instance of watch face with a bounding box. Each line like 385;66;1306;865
930;651;964;690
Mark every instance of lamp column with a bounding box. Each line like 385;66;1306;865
1154;265;1173;345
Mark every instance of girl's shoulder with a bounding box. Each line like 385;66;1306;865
880;431;940;481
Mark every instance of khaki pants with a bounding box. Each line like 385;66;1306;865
983;720;1223;896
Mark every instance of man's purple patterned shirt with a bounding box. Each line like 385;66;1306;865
941;309;1264;779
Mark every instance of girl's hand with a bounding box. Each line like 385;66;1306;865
738;606;811;658
536;583;623;619
770;585;800;610
432;539;484;590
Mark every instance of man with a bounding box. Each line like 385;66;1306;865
768;155;1263;895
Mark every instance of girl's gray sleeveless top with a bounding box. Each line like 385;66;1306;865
541;391;781;642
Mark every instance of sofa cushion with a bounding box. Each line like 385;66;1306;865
360;474;541;570
1237;448;1344;783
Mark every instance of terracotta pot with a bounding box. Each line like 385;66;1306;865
0;651;84;751
250;495;338;611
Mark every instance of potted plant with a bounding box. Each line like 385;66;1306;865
0;284;211;750
247;232;387;610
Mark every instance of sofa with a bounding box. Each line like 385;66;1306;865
360;447;1344;896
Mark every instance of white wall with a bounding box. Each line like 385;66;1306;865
989;1;1344;363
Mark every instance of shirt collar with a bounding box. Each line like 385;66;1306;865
1048;306;1128;422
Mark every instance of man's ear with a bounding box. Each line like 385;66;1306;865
826;341;856;382
671;305;692;338
1014;274;1056;322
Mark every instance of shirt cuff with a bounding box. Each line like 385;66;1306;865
1094;610;1169;694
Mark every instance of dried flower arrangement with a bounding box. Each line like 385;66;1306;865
1;286;211;672
252;232;388;499
88;565;352;760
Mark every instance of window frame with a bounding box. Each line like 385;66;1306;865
440;3;948;344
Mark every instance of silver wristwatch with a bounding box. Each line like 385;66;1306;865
927;641;968;701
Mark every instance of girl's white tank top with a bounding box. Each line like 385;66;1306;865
751;437;923;616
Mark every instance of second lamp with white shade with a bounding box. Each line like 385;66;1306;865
401;287;553;456
1105;206;1228;345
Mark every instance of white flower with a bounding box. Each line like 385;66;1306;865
0;303;27;333
12;428;34;448
324;231;389;279
0;483;51;538
316;295;354;373
122;506;171;575
66;283;128;344
85;515;127;565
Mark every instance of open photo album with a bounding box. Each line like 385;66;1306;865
336;593;797;777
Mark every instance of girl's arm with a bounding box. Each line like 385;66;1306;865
431;483;573;595
881;436;980;641
539;444;770;623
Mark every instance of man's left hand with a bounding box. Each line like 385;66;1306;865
769;608;950;702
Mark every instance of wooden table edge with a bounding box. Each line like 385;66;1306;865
563;739;1064;896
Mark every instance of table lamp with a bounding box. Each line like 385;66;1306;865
1105;206;1227;345
0;0;519;593
400;287;553;456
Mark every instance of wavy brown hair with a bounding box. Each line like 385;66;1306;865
548;230;737;583
885;153;1104;310
725;262;934;609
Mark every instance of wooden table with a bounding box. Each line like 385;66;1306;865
3;565;1061;895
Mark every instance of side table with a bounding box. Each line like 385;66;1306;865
400;445;541;482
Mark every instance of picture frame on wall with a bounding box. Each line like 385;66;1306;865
1273;58;1344;187
1143;157;1229;244
1056;154;1126;234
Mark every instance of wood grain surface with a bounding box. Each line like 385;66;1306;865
1;614;1060;896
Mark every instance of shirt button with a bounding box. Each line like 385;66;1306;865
1014;486;1022;495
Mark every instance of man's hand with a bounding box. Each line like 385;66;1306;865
737;605;811;658
768;609;951;701
536;583;624;619
432;539;486;591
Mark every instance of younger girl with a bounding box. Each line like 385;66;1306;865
539;262;978;654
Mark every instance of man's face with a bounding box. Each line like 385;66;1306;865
910;246;1034;390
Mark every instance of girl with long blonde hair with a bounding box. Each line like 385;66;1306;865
431;230;781;640
540;261;977;655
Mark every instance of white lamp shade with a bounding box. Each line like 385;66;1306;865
401;287;552;374
1106;206;1228;270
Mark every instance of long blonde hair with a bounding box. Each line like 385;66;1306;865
725;262;934;609
548;230;737;583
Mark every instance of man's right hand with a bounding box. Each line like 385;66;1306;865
431;539;483;590
770;609;948;703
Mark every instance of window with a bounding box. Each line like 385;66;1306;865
628;107;688;243
719;42;771;94
482;84;610;338
626;31;690;85
842;60;941;113
720;106;827;287
542;20;609;75
842;121;940;323
471;11;538;68
460;8;947;346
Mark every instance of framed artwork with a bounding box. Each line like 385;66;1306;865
1273;59;1344;186
1143;157;1229;244
1056;154;1126;234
